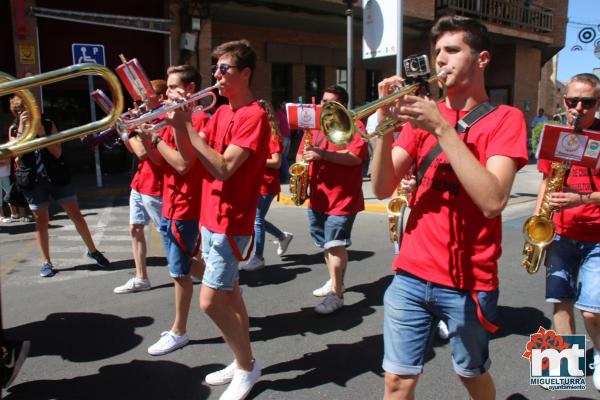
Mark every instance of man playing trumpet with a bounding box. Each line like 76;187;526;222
371;16;527;399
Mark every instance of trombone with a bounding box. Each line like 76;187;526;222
0;72;41;151
0;63;124;160
319;71;447;146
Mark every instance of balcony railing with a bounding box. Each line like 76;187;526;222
436;0;553;33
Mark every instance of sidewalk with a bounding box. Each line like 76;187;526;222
71;162;542;214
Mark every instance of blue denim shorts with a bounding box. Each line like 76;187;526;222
22;177;77;210
159;217;200;278
383;272;498;377
129;189;163;227
545;234;600;313
307;208;356;249
201;226;251;291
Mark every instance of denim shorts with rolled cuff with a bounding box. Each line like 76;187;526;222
21;177;77;210
545;234;600;313
129;189;163;228
383;271;498;377
201;226;251;291
159;216;200;278
307;208;356;249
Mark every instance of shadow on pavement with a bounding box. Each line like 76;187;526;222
0;223;61;236
5;360;215;400
4;312;153;362
252;334;383;397
493;305;552;339
57;255;165;274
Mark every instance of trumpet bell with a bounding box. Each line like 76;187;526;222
320;101;355;146
523;215;555;246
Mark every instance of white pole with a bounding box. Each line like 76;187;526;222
396;0;403;76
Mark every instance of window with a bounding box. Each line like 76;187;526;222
366;69;383;102
305;65;324;103
336;68;347;90
272;63;292;107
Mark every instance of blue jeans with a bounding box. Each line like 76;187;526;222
159;217;199;278
545;234;600;313
201;226;251;291
307;208;356;249
254;194;284;257
383;272;498;377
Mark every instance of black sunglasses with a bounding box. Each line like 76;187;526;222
564;96;599;109
211;64;239;75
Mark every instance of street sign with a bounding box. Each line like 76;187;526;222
71;43;105;65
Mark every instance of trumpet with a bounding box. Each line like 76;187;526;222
0;63;123;160
114;83;220;136
319;71;447;146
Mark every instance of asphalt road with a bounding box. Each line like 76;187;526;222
0;174;598;399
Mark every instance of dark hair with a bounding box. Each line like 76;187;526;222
212;39;256;82
166;65;202;89
431;15;491;54
324;85;349;106
568;73;600;97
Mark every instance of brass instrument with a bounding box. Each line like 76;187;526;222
289;129;312;206
0;72;41;151
0;64;124;160
319;70;447;146
387;184;410;244
521;161;567;274
116;83;220;136
521;115;579;274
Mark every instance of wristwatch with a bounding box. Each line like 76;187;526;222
151;135;163;148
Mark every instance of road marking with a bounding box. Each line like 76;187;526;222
0;239;37;278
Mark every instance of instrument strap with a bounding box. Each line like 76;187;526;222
226;233;255;262
470;291;500;334
170;219;201;259
416;101;496;186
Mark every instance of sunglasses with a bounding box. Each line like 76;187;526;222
564;97;599;109
211;64;239;75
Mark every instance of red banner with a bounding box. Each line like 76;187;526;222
116;58;155;102
537;124;600;168
286;104;321;130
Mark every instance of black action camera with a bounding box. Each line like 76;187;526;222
403;54;430;79
403;54;432;96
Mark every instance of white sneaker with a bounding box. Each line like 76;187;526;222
437;320;449;340
240;256;265;272
276;232;293;256
206;360;236;385
113;277;151;294
219;360;261;400
147;331;189;356
315;292;344;315
312;279;344;297
591;348;600;390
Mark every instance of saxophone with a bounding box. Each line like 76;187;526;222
387;184;410;244
521;114;580;274
288;129;311;206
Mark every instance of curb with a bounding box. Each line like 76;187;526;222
277;192;388;213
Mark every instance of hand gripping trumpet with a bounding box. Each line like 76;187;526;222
0;64;123;160
289;129;312;206
319;70;447;146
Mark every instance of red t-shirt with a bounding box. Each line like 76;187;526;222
393;103;528;291
260;135;282;195
200;101;270;235
296;121;368;215
131;156;163;197
538;160;600;242
161;112;209;221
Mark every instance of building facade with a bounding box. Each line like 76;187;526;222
2;0;568;172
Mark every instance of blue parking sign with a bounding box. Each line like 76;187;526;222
72;43;105;66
